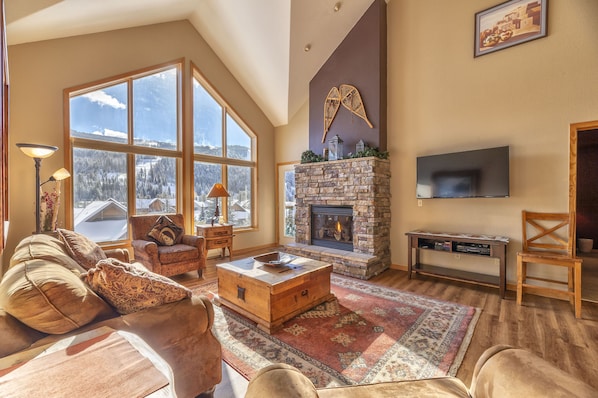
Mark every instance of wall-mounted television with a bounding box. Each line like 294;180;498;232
416;146;510;198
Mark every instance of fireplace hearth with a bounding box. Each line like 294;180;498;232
311;206;353;251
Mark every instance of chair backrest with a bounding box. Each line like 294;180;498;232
129;213;185;240
521;211;575;257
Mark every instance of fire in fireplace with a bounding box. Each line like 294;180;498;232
311;206;353;251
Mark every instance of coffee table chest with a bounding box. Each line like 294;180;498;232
216;254;334;333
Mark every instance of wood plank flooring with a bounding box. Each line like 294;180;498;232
579;250;598;302
175;249;598;395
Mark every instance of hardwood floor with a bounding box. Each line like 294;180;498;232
175;249;598;395
579;250;598;302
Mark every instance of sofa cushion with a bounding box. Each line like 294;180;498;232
158;244;200;264
0;260;113;334
57;228;107;270
147;215;183;246
84;258;192;314
9;233;87;274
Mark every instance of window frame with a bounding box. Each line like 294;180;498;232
191;64;258;231
63;60;183;244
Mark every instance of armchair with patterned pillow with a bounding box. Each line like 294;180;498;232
129;214;206;278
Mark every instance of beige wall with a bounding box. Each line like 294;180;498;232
4;21;276;268
276;0;598;283
275;100;309;162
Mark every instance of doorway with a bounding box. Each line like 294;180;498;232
276;162;297;246
569;121;598;302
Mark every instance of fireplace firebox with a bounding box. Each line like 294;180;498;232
311;206;353;251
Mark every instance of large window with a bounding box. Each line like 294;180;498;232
67;63;181;242
193;68;256;228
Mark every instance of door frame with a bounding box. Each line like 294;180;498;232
570;120;598;302
569;120;598;215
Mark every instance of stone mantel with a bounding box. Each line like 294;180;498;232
285;157;391;279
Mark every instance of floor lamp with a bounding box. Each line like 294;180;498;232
16;143;58;234
207;183;230;226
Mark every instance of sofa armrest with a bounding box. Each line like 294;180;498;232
246;363;320;398
82;295;219;398
28;294;221;398
470;345;597;398
130;239;160;272
0;310;46;358
180;235;206;271
131;239;158;254
103;248;130;263
180;234;204;251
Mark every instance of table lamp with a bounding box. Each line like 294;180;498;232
207;183;230;226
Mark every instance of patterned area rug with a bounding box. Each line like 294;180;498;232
193;274;480;388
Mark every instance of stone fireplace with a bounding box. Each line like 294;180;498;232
285;157;391;279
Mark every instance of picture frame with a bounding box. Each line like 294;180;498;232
474;0;548;57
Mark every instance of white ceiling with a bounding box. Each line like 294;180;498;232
5;0;375;127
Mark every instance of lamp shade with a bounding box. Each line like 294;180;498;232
207;183;230;198
16;143;58;159
51;168;71;181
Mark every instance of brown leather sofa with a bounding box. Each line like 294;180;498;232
130;213;206;277
245;345;597;398
0;234;221;398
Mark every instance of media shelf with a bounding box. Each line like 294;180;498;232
406;230;509;298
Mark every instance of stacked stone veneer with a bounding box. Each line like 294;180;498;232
284;157;391;279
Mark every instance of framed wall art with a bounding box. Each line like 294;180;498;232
474;0;548;57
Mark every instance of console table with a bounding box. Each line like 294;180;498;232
406;230;509;298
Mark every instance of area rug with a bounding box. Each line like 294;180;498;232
193;274;480;388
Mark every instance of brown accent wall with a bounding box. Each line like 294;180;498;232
309;0;387;156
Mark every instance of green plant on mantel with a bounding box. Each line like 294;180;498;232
300;150;325;163
348;147;389;160
301;147;389;164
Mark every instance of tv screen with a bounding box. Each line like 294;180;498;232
416;146;510;198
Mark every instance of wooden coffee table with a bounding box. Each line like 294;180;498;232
216;253;334;334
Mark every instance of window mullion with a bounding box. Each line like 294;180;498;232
127;78;135;221
222;107;227;159
222;164;228;222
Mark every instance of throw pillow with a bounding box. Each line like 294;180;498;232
84;258;192;314
0;260;113;334
57;228;107;270
147;215;184;246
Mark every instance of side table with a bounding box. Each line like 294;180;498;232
196;223;234;260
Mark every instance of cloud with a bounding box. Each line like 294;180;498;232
82;91;126;109
104;129;127;140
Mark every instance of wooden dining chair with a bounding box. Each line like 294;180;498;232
516;211;583;318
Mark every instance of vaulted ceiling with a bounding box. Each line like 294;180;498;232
5;0;375;127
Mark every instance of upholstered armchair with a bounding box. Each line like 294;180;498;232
129;214;206;278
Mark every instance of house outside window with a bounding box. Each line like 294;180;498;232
193;67;256;229
66;62;181;243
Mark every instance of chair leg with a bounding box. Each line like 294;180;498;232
574;260;582;319
197;268;204;279
568;267;574;305
516;256;524;305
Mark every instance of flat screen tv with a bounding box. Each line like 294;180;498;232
416;146;510;198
